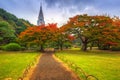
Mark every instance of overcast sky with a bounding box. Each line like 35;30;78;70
0;0;120;27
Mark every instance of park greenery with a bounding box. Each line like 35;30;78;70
62;14;120;51
0;52;40;80
18;23;74;51
2;43;22;51
0;8;32;46
55;48;120;80
1;8;120;51
18;14;120;51
0;8;120;80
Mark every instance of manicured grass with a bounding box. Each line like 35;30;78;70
0;51;40;80
55;48;120;80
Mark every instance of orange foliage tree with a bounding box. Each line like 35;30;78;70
53;26;75;50
18;23;74;51
62;14;120;51
18;23;58;51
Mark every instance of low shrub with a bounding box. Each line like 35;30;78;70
111;46;120;51
21;47;26;51
3;43;21;51
0;46;3;50
0;45;5;50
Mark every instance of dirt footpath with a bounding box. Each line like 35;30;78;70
29;53;79;80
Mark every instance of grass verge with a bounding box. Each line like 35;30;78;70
0;51;40;80
55;48;120;80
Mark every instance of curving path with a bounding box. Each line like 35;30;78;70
29;53;79;80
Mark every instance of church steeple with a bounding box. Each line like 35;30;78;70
37;3;45;25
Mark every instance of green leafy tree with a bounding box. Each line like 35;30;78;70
0;8;32;35
0;21;16;45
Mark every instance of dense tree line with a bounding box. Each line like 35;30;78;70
18;14;120;51
0;8;32;45
1;8;120;51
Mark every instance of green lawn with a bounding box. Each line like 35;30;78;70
0;51;40;80
55;48;120;80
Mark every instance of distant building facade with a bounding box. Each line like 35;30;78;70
37;4;45;25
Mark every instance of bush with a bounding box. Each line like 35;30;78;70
3;43;21;51
21;47;26;51
111;46;120;51
0;46;3;50
98;45;110;50
64;42;72;49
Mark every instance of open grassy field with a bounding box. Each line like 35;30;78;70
55;48;120;80
0;51;40;80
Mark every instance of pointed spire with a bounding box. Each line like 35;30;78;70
37;1;45;25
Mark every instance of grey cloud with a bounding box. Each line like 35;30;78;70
44;0;96;15
44;0;95;8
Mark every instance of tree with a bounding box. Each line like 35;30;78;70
96;16;120;50
18;23;75;51
62;14;118;51
0;21;16;45
112;16;120;41
18;23;59;51
0;8;32;35
52;26;75;50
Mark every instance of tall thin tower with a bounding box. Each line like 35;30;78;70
37;2;45;25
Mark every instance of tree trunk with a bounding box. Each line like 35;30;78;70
40;45;44;52
60;44;63;50
81;42;87;51
90;42;94;50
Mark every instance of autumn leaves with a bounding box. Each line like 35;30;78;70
18;14;120;51
18;23;74;51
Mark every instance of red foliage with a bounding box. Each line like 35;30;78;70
105;42;118;46
68;35;75;41
18;23;59;46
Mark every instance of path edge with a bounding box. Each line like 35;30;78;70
52;54;80;80
24;54;41;80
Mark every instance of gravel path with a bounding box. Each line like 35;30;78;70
29;53;79;80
